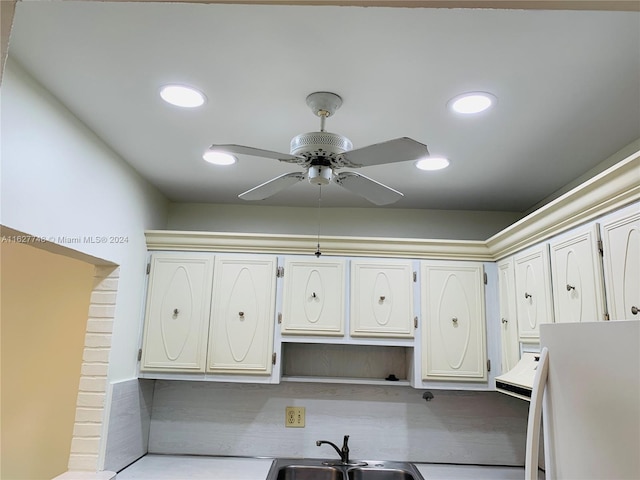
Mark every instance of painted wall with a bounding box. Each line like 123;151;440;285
167;203;523;240
149;381;530;466
0;242;95;479
1;58;169;382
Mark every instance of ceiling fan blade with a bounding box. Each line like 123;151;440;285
340;137;429;168
208;144;303;163
334;171;404;205
239;172;306;201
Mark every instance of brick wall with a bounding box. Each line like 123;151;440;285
67;266;119;472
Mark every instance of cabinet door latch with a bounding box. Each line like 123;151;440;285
487;359;491;372
277;266;285;278
414;317;418;329
413;271;417;282
278;312;282;324
137;348;142;361
272;352;277;365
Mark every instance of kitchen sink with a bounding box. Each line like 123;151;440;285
347;466;417;480
276;464;343;480
267;459;424;480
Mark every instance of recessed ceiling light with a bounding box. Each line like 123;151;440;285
415;157;450;171
160;84;206;108
203;150;237;165
449;92;496;114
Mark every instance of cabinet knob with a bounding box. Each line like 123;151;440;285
501;318;508;324
566;284;575;291
524;292;533;299
239;311;244;318
173;308;179;316
632;306;639;315
379;295;386;302
452;317;458;324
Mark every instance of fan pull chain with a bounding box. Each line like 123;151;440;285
315;186;322;257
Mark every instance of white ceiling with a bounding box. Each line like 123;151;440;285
8;2;640;212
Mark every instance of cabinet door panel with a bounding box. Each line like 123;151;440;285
281;259;346;336
601;204;640;320
350;260;414;338
437;272;472;369
514;245;554;342
141;254;214;372
550;224;605;323
421;262;486;381
497;258;520;373
208;256;277;374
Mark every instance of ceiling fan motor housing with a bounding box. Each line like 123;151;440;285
290;131;353;166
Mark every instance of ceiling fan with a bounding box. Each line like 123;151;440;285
207;92;430;205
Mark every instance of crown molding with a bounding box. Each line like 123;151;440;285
145;230;491;260
486;150;639;259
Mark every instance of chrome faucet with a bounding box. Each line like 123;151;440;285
316;435;350;464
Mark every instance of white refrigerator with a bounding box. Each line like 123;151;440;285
530;321;640;480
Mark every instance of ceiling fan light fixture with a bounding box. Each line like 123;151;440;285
160;84;206;108
415;156;450;171
448;92;496;114
203;150;237;165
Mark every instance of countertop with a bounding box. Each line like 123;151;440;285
116;454;544;479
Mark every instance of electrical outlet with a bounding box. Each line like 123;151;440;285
285;406;305;428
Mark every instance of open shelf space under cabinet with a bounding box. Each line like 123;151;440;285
279;343;415;387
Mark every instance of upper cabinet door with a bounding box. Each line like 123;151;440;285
140;254;214;372
600;203;640;321
514;244;554;342
350;260;414;338
281;258;346;336
421;261;487;381
549;224;606;323
207;256;277;374
497;257;520;373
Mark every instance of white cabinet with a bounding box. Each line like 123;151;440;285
549;224;606;323
350;260;415;338
421;261;487;381
140;253;214;372
514;244;554;342
207;256;277;374
281;258;346;336
600;203;640;320
497;257;520;373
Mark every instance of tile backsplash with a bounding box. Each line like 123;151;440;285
147;381;529;466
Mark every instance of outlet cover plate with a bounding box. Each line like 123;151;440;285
285;406;305;428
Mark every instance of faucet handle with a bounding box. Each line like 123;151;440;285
342;435;350;447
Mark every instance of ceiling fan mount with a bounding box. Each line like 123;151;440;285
305;91;343;118
206;91;430;205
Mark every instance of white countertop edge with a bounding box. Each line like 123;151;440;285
52;471;116;480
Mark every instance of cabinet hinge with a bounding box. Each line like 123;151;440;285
277;266;285;278
414;317;418;329
597;240;604;256
146;263;151;274
137;348;142;361
413;271;417;282
487;359;491;372
604;312;610;321
272;352;277;365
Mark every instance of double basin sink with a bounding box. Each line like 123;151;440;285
267;458;425;480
